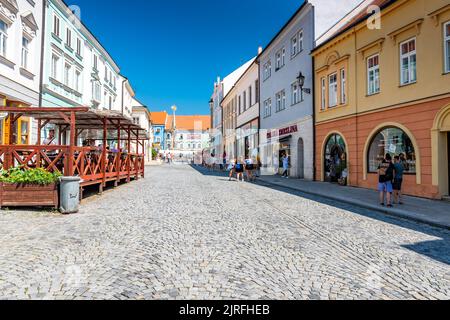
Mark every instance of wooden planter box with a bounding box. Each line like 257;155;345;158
0;183;58;208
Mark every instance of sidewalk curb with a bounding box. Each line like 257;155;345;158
256;179;450;231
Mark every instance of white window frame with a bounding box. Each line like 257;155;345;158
321;77;326;110
76;38;82;56
263;61;271;80
66;28;72;47
298;30;304;52
275;47;285;70
340;68;347;104
291;81;300;105
367;54;380;95
291;34;298;57
264;99;272;118
249;86;252;107
64;63;71;87
21;36;30;69
400;38;417;85
328;73;338;108
445;21;450;73
53;14;60;37
0;20;8;58
51;54;60;80
74;69;81;92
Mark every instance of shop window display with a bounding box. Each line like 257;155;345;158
324;134;347;184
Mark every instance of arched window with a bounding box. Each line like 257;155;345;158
367;127;416;174
324;133;347;183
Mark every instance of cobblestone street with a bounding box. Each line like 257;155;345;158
0;165;449;300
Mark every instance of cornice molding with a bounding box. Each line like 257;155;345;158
387;19;424;44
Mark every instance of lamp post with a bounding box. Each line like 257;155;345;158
297;72;311;95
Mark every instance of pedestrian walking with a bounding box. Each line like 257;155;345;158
228;159;236;181
281;153;290;178
234;159;245;182
378;153;395;207
393;155;405;205
222;151;227;171
244;156;255;182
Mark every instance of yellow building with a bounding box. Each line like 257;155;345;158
0;95;32;145
312;0;450;199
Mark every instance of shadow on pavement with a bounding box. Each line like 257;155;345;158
190;164;450;266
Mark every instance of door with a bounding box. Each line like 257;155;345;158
298;138;304;179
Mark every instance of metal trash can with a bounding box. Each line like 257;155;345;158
59;176;81;214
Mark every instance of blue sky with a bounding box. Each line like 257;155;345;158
71;0;306;115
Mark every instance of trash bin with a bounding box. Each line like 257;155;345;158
59;176;81;214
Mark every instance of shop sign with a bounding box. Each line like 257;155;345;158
267;125;298;140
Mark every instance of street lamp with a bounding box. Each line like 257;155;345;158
297;72;311;95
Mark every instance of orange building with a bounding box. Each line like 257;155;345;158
312;0;450;199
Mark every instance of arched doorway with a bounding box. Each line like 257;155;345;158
324;133;347;184
298;138;304;179
432;104;450;197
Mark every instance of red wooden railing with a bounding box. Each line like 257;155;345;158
0;145;145;186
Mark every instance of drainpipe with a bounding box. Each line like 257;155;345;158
312;55;316;182
38;0;47;107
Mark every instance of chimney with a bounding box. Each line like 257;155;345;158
258;46;263;54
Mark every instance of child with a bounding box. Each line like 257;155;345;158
234;159;245;182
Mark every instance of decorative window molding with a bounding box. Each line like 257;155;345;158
21;11;38;39
388;19;423;44
357;38;385;59
0;0;18;25
428;4;450;27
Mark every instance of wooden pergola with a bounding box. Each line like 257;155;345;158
0;106;148;195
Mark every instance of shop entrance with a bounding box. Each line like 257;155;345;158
278;140;291;175
324;133;347;185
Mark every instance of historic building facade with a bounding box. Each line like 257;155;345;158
258;2;315;179
312;0;450;199
0;0;43;144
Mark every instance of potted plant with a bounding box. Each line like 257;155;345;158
0;167;62;208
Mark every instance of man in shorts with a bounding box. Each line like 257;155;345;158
378;153;395;207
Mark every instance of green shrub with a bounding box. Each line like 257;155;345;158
0;167;62;185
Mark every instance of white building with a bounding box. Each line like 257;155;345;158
0;0;43;144
131;100;151;162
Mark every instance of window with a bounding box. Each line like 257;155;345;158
328;73;338;108
255;80;259;103
291;81;302;105
276;90;286;112
321;78;326;110
21;37;29;69
156;128;161;134
249;86;252;107
66;28;72;47
64;63;71;86
51;54;60;79
263;61;271;80
298;30;303;52
291;30;303;57
400;38;417;85
76;38;82;56
238;95;242;114
93;54;98;71
53;15;60;37
108;96;113;110
0;20;8;57
275;48;285;70
93;81;101;102
74;70;81;92
445;21;450;73
291;34;298;57
367;54;380;95
340;69;347;104
243;91;247;111
263;99;272;118
368;127;417;174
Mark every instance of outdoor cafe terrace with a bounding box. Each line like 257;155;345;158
0;106;148;196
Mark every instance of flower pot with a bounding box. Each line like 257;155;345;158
0;183;58;208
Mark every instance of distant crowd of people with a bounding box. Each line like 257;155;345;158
204;151;262;183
